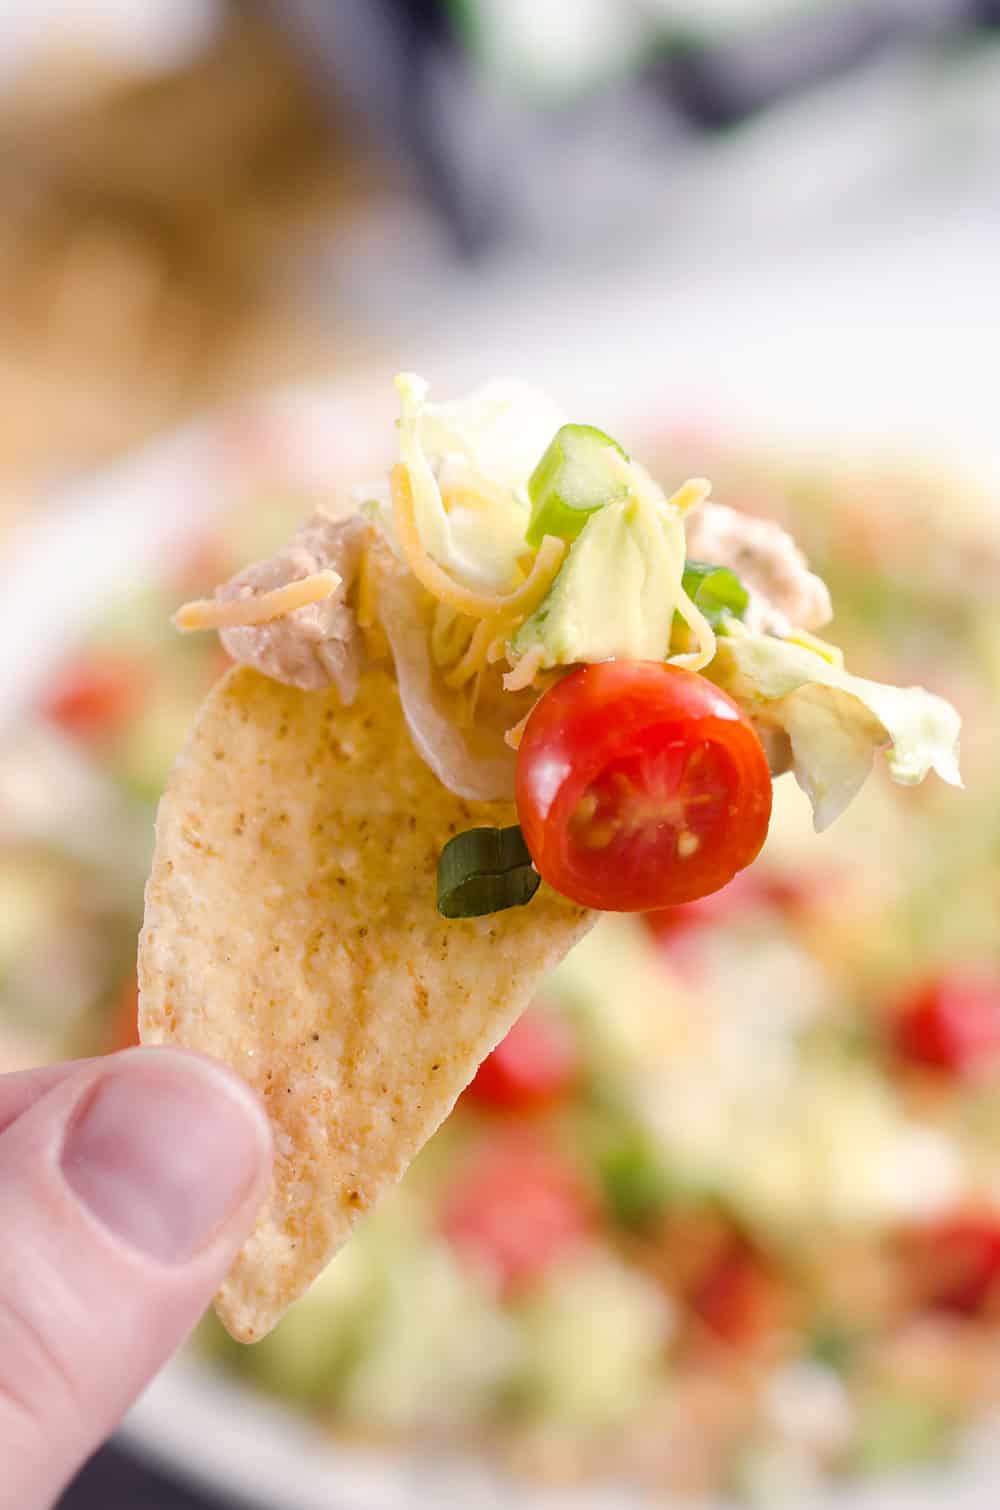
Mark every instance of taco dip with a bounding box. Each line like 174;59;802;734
3;389;998;1504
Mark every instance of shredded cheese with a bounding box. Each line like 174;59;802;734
173;570;341;633
667;477;712;515
503;646;545;692
441;467;517;515
466;667;484;722
431;602;475;667
354;550;376;629
391;464;565;621
503;679;564;747
504;709;532;750
670;587;717;672
788;629;845;667
443;617;503;690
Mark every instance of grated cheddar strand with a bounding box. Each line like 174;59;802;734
390;464;565;622
666;477;712;515
443;616;504;690
354;549;376;630
788;628;845;667
503;646;545;693
174;570;341;633
504;709;532;750
431;602;476;668
669;585;717;672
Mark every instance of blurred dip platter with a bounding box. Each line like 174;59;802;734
1;375;999;1508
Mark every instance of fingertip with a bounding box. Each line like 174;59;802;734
61;1046;272;1267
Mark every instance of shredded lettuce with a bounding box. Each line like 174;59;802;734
707;633;962;831
356;373;567;592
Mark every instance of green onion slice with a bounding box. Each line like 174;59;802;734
682;558;749;629
525;424;629;548
437;825;541;918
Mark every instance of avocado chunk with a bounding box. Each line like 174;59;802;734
513;492;681;668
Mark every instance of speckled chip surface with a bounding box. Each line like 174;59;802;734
138;666;592;1341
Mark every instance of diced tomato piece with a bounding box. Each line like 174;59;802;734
441;1136;594;1291
689;1239;786;1348
906;1214;1000;1316
644;869;761;945
755;870;832;917
42;652;147;743
892;973;1000;1077
645;866;835;948
467;1008;579;1112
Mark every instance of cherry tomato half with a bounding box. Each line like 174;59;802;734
515;661;772;912
467;1007;579;1112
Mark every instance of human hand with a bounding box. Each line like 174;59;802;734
0;1047;272;1509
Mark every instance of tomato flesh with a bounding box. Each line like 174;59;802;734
467;1008;579;1111
516;661;772;912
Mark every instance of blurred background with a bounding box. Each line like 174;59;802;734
1;2;999;1508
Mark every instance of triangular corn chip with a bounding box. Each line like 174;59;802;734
138;666;592;1341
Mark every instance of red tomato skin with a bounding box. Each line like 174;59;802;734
441;1137;594;1292
893;973;1000;1076
43;653;147;742
515;661;772;912
467;1009;579;1112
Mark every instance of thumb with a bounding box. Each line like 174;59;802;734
0;1047;272;1510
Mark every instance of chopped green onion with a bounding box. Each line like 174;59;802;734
807;1324;860;1374
437;825;541;918
681;558;749;629
525;424;629;548
600;1133;673;1229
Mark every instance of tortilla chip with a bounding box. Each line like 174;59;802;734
138;666;592;1341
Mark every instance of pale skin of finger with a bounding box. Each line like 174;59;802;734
0;1048;273;1510
0;1059;100;1135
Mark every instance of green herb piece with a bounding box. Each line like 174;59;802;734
526;424;629;547
682;558;749;629
437;825;541;918
807;1323;860;1374
601;1132;673;1229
